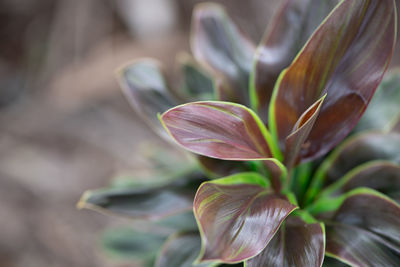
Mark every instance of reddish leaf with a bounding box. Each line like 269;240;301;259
193;173;297;263
191;3;255;104
321;161;400;202
322;132;400;185
246;216;325;267
251;0;338;121
160;101;280;161
270;0;396;161
284;95;325;169
326;190;400;266
305;131;400;204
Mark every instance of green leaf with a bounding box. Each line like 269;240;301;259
178;53;215;101
193;172;297;263
156;232;213;267
269;0;397;161
160;101;281;161
101;227;167;260
117;59;177;139
191;3;255;104
250;0;338;121
78;174;202;220
325;191;400;266
356;69;400;132
246;215;325;267
284;95;325;170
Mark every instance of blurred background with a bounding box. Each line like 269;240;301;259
0;0;399;266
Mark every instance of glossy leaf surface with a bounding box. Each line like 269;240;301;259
161;101;278;160
193;173;297;263
284;95;325;169
321;161;400;201
251;0;338;121
156;232;211;267
326;191;400;266
356;69;400;132
101;227;167;260
246;216;325;267
117;59;177;138
320;132;400;185
305;131;400;204
270;0;396;161
78;176;201;220
191;3;255;103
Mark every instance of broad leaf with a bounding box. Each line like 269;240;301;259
193;173;297;263
246;215;325;267
356;69;400;132
101;227;167;260
284;95;325;169
160;101;280;160
78;175;202;220
269;0;396;161
319;132;400;184
191;3;255;104
251;0;338;121
320;161;400;202
305;132;400;204
325;190;400;266
178;53;215;101
117;59;177;139
156;232;211;267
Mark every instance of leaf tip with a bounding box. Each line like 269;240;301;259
76;190;92;210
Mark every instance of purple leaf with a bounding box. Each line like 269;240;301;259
160;101;280;161
270;0;397;161
191;3;255;104
251;0;338;121
117;59;177;139
193;173;297;263
326;190;400;266
284;95;325;169
156;232;210;267
246;216;325;267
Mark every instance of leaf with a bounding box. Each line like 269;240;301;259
320;161;400;202
284;95;325;169
320;132;400;184
356;69;400;132
178;53;215;101
197;156;248;178
305;131;400;204
78;175;202;220
156;232;212;267
160;101;281;161
246;216;325;267
251;0;338;121
269;0;397;161
193;173;297;263
117;59;177;139
325;191;400;266
101;227;167;260
191;3;255;104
